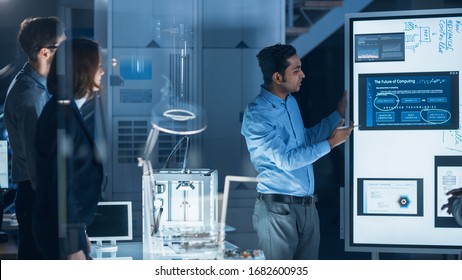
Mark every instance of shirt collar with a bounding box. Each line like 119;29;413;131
260;85;292;108
74;94;88;109
23;62;47;89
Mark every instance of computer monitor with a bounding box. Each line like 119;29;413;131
86;201;133;258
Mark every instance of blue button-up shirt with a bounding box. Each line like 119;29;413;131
241;86;342;196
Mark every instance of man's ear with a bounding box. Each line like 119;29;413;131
38;47;53;60
272;72;282;85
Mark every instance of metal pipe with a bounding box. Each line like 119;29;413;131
287;0;294;28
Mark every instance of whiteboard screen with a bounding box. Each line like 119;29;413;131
345;8;462;253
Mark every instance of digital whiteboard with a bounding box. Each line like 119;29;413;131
345;8;462;254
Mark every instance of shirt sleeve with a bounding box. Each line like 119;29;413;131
304;111;343;145
242;108;332;172
20;100;42;190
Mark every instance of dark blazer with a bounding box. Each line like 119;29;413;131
32;96;103;259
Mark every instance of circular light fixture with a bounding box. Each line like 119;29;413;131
163;109;196;121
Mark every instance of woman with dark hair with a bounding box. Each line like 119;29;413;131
32;38;105;260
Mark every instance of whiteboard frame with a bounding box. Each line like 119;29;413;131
344;8;462;256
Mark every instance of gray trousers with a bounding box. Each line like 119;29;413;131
252;198;320;260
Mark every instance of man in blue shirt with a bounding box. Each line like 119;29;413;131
241;44;353;259
3;16;66;259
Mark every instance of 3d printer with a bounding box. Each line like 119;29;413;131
141;167;221;259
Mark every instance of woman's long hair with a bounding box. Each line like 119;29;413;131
47;38;100;100
72;38;100;100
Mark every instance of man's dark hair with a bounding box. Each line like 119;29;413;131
256;44;297;85
18;16;65;61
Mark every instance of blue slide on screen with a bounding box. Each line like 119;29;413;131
358;71;459;130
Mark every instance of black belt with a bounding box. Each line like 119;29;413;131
257;193;318;206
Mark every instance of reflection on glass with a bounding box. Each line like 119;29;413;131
151;75;206;136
